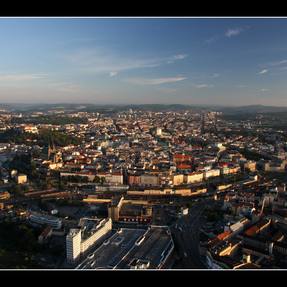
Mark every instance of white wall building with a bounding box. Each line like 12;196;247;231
172;174;185;185
66;229;82;263
185;172;204;184
204;169;220;180
66;218;112;263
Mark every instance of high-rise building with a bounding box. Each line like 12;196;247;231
66;218;112;263
66;229;82;263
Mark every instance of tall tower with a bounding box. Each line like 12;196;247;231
47;137;60;163
66;229;81;263
51;138;56;152
47;143;52;160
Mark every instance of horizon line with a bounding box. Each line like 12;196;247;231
0;103;287;108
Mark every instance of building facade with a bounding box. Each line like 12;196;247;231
66;218;112;263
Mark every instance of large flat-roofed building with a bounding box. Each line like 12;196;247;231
76;228;145;269
66;217;112;263
116;227;174;269
119;204;152;224
140;174;159;186
29;212;62;229
76;226;174;270
97;172;123;185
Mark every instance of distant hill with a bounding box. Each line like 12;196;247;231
216;105;287;114
1;103;287;114
0;103;206;113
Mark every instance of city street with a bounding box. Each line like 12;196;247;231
171;202;207;269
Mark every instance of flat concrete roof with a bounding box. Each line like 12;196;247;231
76;226;173;270
77;228;146;269
116;227;173;269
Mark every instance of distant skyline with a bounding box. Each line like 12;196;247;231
1;17;287;106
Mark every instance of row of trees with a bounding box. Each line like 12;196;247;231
38;129;81;147
0;128;81;147
11;115;88;125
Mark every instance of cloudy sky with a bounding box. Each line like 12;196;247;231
1;17;287;106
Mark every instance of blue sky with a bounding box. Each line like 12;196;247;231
1;18;287;106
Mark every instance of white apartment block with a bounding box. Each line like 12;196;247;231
66;218;112;263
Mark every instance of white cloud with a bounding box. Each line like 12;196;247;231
225;28;243;38
167;54;188;64
0;73;47;81
194;84;212;88
259;69;268;74
47;81;81;93
109;71;118;77
126;76;187;85
63;48;188;75
64;48;161;73
269;59;287;66
207;26;248;44
158;87;177;93
205;36;219;44
211;73;220;78
236;85;248;88
172;54;188;60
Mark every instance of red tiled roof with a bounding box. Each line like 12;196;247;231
219;162;229;167
173;154;192;161
217;230;231;240
245;225;259;236
177;164;192;169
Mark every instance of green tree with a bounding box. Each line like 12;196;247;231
100;177;106;185
93;176;100;183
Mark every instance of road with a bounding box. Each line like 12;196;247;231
170;202;208;269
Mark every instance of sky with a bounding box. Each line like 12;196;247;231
1;17;287;106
